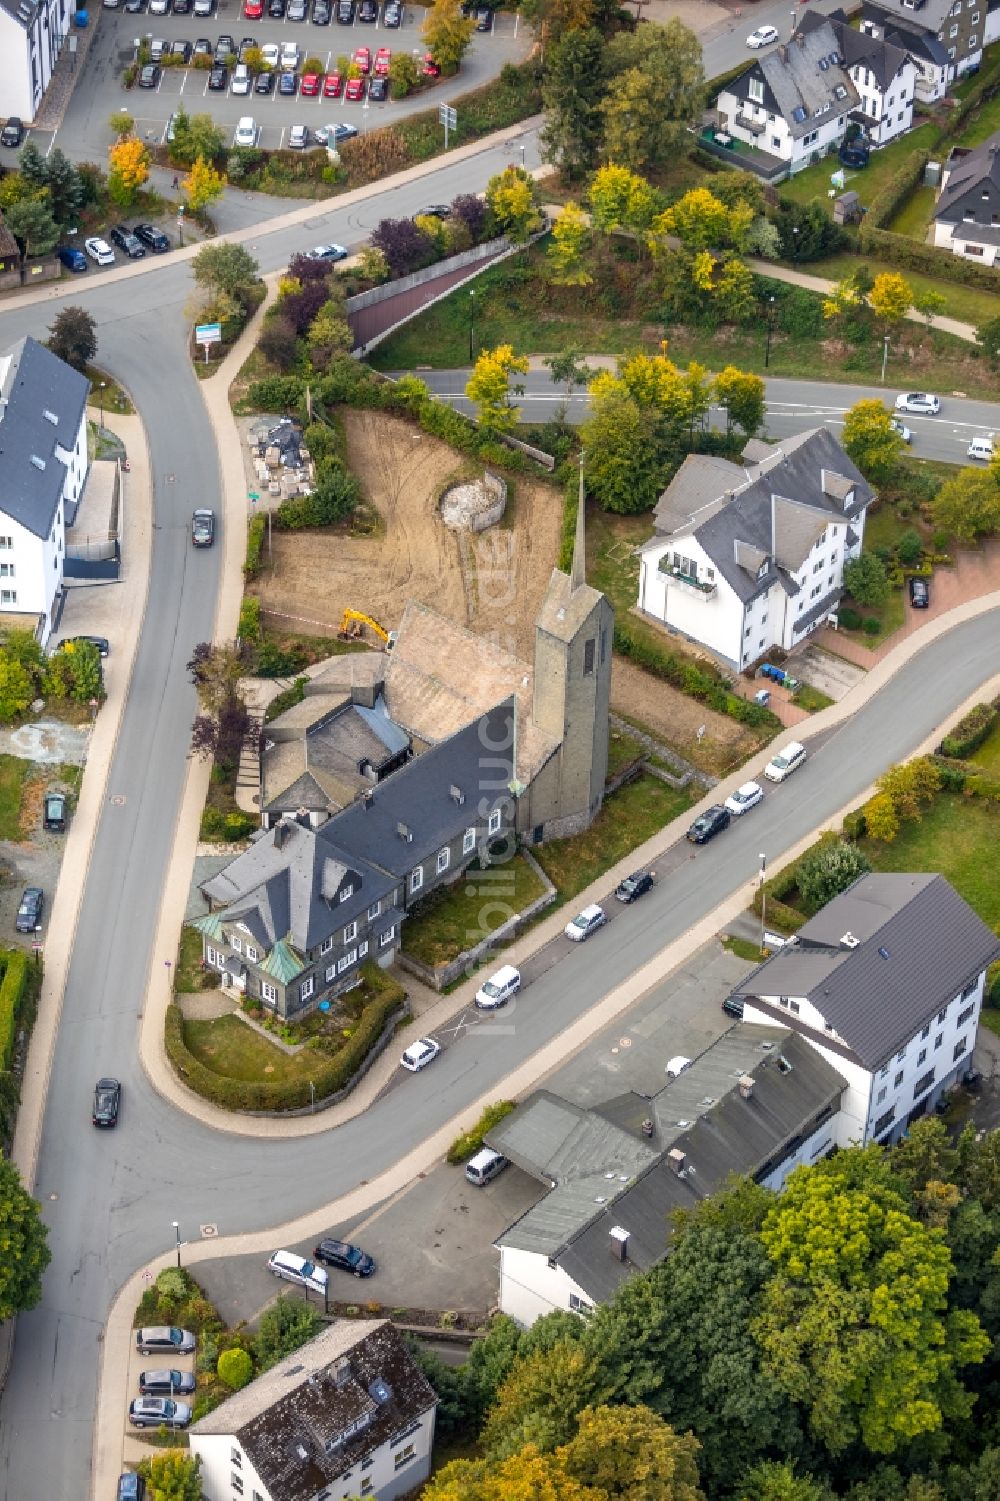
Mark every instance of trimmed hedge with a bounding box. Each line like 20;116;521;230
447;1100;517;1164
614;620;780;732
244;514;266;582
0;951;29;1070
940;700;998;759
165;968;408;1112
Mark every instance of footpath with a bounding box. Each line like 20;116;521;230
745;257;979;344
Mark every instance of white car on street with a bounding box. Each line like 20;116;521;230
234;116;257;147
84;236;115;266
889;417;912;443
564;904;607;942
266;1249;328;1295
747;24;779;47
764;741;807;783
475;964;520;1010
895;392;940;415
724;780;764;816
400;1036;441;1072
305;244;349;261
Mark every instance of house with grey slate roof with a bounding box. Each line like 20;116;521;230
0;0;76;122
933;131;1000;265
799;8;918;144
189;1319;437;1501
861;0;981;99
0;335;89;645
637;426;871;671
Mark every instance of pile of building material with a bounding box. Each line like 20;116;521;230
246;416;315;498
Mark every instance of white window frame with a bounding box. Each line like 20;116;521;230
379;926;395;948
321;936;334;955
488;808;502;835
410;866;423;894
436;847;450;874
339;884;354;903
367;901;380;921
300;976;315;1002
230;935;242;954
261;982;277;1005
359;939;369;958
326;963;336;982
338;949;357;974
343;921;357;943
246;945;259;963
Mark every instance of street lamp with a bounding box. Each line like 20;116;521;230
881;333;890;384
758;853;768;952
519;144;525;169
309;1080;315;1113
789;6;796;38
172;1220;181;1269
98;381;106;435
791;226;800;262
469;288;475;364
764;294;776;369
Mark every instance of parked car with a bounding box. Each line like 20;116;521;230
234;117;257;147
354;44;371;72
173;0;191;9
215;32;235;58
278;71;299;96
231;62;252;94
895;392;940;416
194;0;214;13
358;0;377;17
313;1238;376;1276
133;223;169;252
149;36;167;58
312;0;332;20
123;0;145;10
238;34;258;57
746;23;779;47
192;508;216;545
420;204;450;219
171;39;192;61
138;1369;197;1397
135;1326;196;1355
268;0;286;14
967;436;995;461
117;1474;147;1501
564;904;606;942
383;0;401;23
300;73;320;96
909;576;930;608
314;121;357;144
2;118;24;148
475;963;521;1010
763;740;806;783
63;633;110;657
614;869;654;903
323;71;343;96
400;1036;440;1072
15;887;44;933
85;236;115;267
267;1249;328;1294
110;224;145;258
207;65;228;89
43;792;67;831
138;63;162;87
889;417;912;443
724;780;764;817
686;805;730;844
261;41;280;66
193;38;212;57
148;0;170;12
422;53;440;77
722;994;745;1019
337;0;355;18
255;71;276;94
374;45;391;74
92;1077;121;1127
345;75;365;100
288;124;309;148
368;75;387;100
244;0;264;13
57;245;88;273
287;0;308;15
474;6;492;29
305;242;348;260
128;1398;192;1430
280;40;300;67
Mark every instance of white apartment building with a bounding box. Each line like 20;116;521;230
0;0;76;123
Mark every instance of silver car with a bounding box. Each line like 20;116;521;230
129;1397;192;1429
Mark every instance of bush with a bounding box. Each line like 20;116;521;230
796;838;871;916
863;617;880;635
244;515;265;581
447;1101;516;1164
245;375;305;412
238;596;262;642
164;968;408;1111
255;638;310;677
273;459;360;528
841;807;866;840
0;952;28;1070
897;528;923;567
264;676;307;723
838;606;862;631
931;756;967;793
613;620;780;732
217;1347;253;1390
199;806;258;842
940;700;998;760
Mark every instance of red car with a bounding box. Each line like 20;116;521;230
354;45;371;74
345;74;366;100
300;73;320;96
323;71;343;97
374;46;390;75
422;53;440;78
244;0;264;15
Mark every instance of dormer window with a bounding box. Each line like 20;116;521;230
339;884;354;902
749;77;764;103
230;935;242;954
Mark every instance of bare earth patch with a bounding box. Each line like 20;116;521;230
611;657;761;777
251;410;563;660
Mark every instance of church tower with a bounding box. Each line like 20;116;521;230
528;461;613;840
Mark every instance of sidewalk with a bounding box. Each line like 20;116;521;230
745;258;978;345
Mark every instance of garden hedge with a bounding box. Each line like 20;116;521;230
939;700;998;759
0;951;29;1070
447;1100;517;1164
613;620;780;732
165;970;407;1112
244;514;266;581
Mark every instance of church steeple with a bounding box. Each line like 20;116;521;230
571;452;586;592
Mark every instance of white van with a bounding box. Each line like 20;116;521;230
967;437;994;462
763;741;807;783
475;964;521;1010
465;1148;508;1186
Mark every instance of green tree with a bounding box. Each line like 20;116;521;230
754;1149;990;1454
932;464;1000;541
742;1461;831;1501
544;348;594;406
975;314;1000;366
913;287;946;329
795;836;871;915
388;51;419;97
217;1347;253;1389
483;1341;602;1459
47;305;98;372
0;650;34;722
108;109;135;138
421;0;475;74
0;1157;51;1320
540;27;607;179
588;162;656;237
842;399;905;487
547;202;592;286
191;242;260;300
601;20;704;172
252;1294;323;1372
897;527;923;566
136;1449;202;1501
582;386;659;514
843;552;889;607
17;140;48;189
44;148;84;229
714;365;765;439
425;1447;601;1501
465;343;529;435
485;166;542;243
5;197;59;258
169;111;227;167
561;1404;705;1501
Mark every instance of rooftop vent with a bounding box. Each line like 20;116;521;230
738;1073;755;1100
369;1377;393;1406
878;945;891;960
274;821;291;849
841;931;860;949
609;1226;630;1262
295;1443;310;1462
792;105;808;124
331;1356;351;1387
777;1055;793;1075
641;1117;654;1137
362;789;374;812
29;455;45;471
819;57;830;70
835;83;848;99
668;1148;686;1176
396;821;413;843
449;784;465;806
42;409;58;425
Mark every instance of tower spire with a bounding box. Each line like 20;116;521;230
571;451;586;591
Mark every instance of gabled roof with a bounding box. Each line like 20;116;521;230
726;21;860;138
652;454;749;535
0;0;40;32
801;8;915;89
860;3;951;64
935;132;1000;225
733;873;1000;1071
261;693;411;816
191;1320;437;1501
863;0;956;37
0;336;89;538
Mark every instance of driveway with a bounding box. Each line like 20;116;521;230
788;643;867;701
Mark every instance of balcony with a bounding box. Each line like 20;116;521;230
662;563;717;599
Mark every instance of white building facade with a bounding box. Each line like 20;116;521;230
0;0;76;123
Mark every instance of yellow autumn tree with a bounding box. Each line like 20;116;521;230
869;270;913;329
107;137;150;207
485;166;542;244
652;185;752;253
421;0;474;75
547;202;592;286
588;162;656;235
465;343;530;435
183;155;225;214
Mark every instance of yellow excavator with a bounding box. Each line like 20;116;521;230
339;608;390;645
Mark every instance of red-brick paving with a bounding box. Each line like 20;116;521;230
730;676;812;728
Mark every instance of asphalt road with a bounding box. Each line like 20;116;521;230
408;369;1000;464
0;126;997;1495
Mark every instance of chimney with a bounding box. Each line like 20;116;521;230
274;820;289;849
449;784;465;806
840;931;860;949
738;1074;755;1100
295;806;309;826
779;43;788;61
396;821;413;843
641;1118;654;1138
331;1356;351;1387
609;1226;630;1263
668;1148;686;1177
362;789;374;811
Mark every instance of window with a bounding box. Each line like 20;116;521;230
254;1493;265;1501
0;537;11;549
958;1002;975;1026
938;1006;948;1023
326;964;336;982
950;23;959;37
969;33;978;46
231;1449;242;1466
229;935;242;954
343;921;357;943
463;828;476;855
921;1024;930;1040
0;564;14;578
894;1070;904;1088
321;936;334;955
918;1048;927;1065
880;1064;889;1079
961;980;978;1000
231;1477;243;1496
359;940;368;958
965;243;985;256
300;976;314;1002
488;808;502;835
954;1036;968;1061
896;1047;906;1062
813;559;825;574
745;624;752;638
394;1444;417;1472
569;1293;594;1314
935;1033;943;1050
410;866;423;894
749;76;764;102
338;949;357;974
913;1069;936;1099
339;884;354;903
361;1482;374;1497
874;1107;896;1136
948;45;956;59
1;591;19;607
261;982;277;1005
246;946;258;963
436;847;450;874
361;1458;374;1471
367;901;381;921
379;926;396;948
876;1086;887;1104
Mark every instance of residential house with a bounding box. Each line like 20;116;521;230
732;872;1000;1147
0;211;20;291
933;132;1000;264
0;0;76;123
860;0;978;99
987;0;1000;46
636;427;872;671
189;1319;438;1501
195;703;515;1017
0;334;89;645
800;9;918;145
714;21;861;173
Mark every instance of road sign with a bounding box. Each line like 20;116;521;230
438;103;457;149
195;322;222;346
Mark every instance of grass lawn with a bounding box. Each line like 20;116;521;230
864;502;919;553
400;853;549;968
806;249;1000;331
957;88;1000;147
0;756;30;841
792;683;835;713
723;935;765;963
858;793;1000;930
776;124;943;210
607;727;647;779
174;925;221;995
533;773;696;904
889;184;937;241
839;585;907;648
969;720;1000;774
182;1013;319;1085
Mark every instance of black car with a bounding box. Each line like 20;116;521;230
134;223;170;253
171;39;193;61
1;117;24;148
15;887;43;934
474;5;492;28
382;0;400;22
686;805;731;845
909;576;929;608
43;792;67;832
192;508;215;547
193;36;212;56
138;63;161;87
313;1238;376;1276
64;632;111;656
269;0;287;15
337;0;354;19
208;64;228;88
173;0;193;11
420;204;451;219
138;1369;197;1397
238;35;258;60
110;224;146;259
722;995;745;1019
357;0;376;16
255;70;276;93
93;1077;121;1127
368;75;387;100
215;32;235;58
312;0;331;19
614;870;654;904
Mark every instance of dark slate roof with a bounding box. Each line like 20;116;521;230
725;21;860;138
863;0;955;37
0;336;89;538
935;134;1000;226
493;1029;844;1303
0;0;39;31
192;1320;437;1501
331;700;514;876
861;4;951;65
794;583;844;632
801;8;914;90
652;454;748;535
733;873;1000;1071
